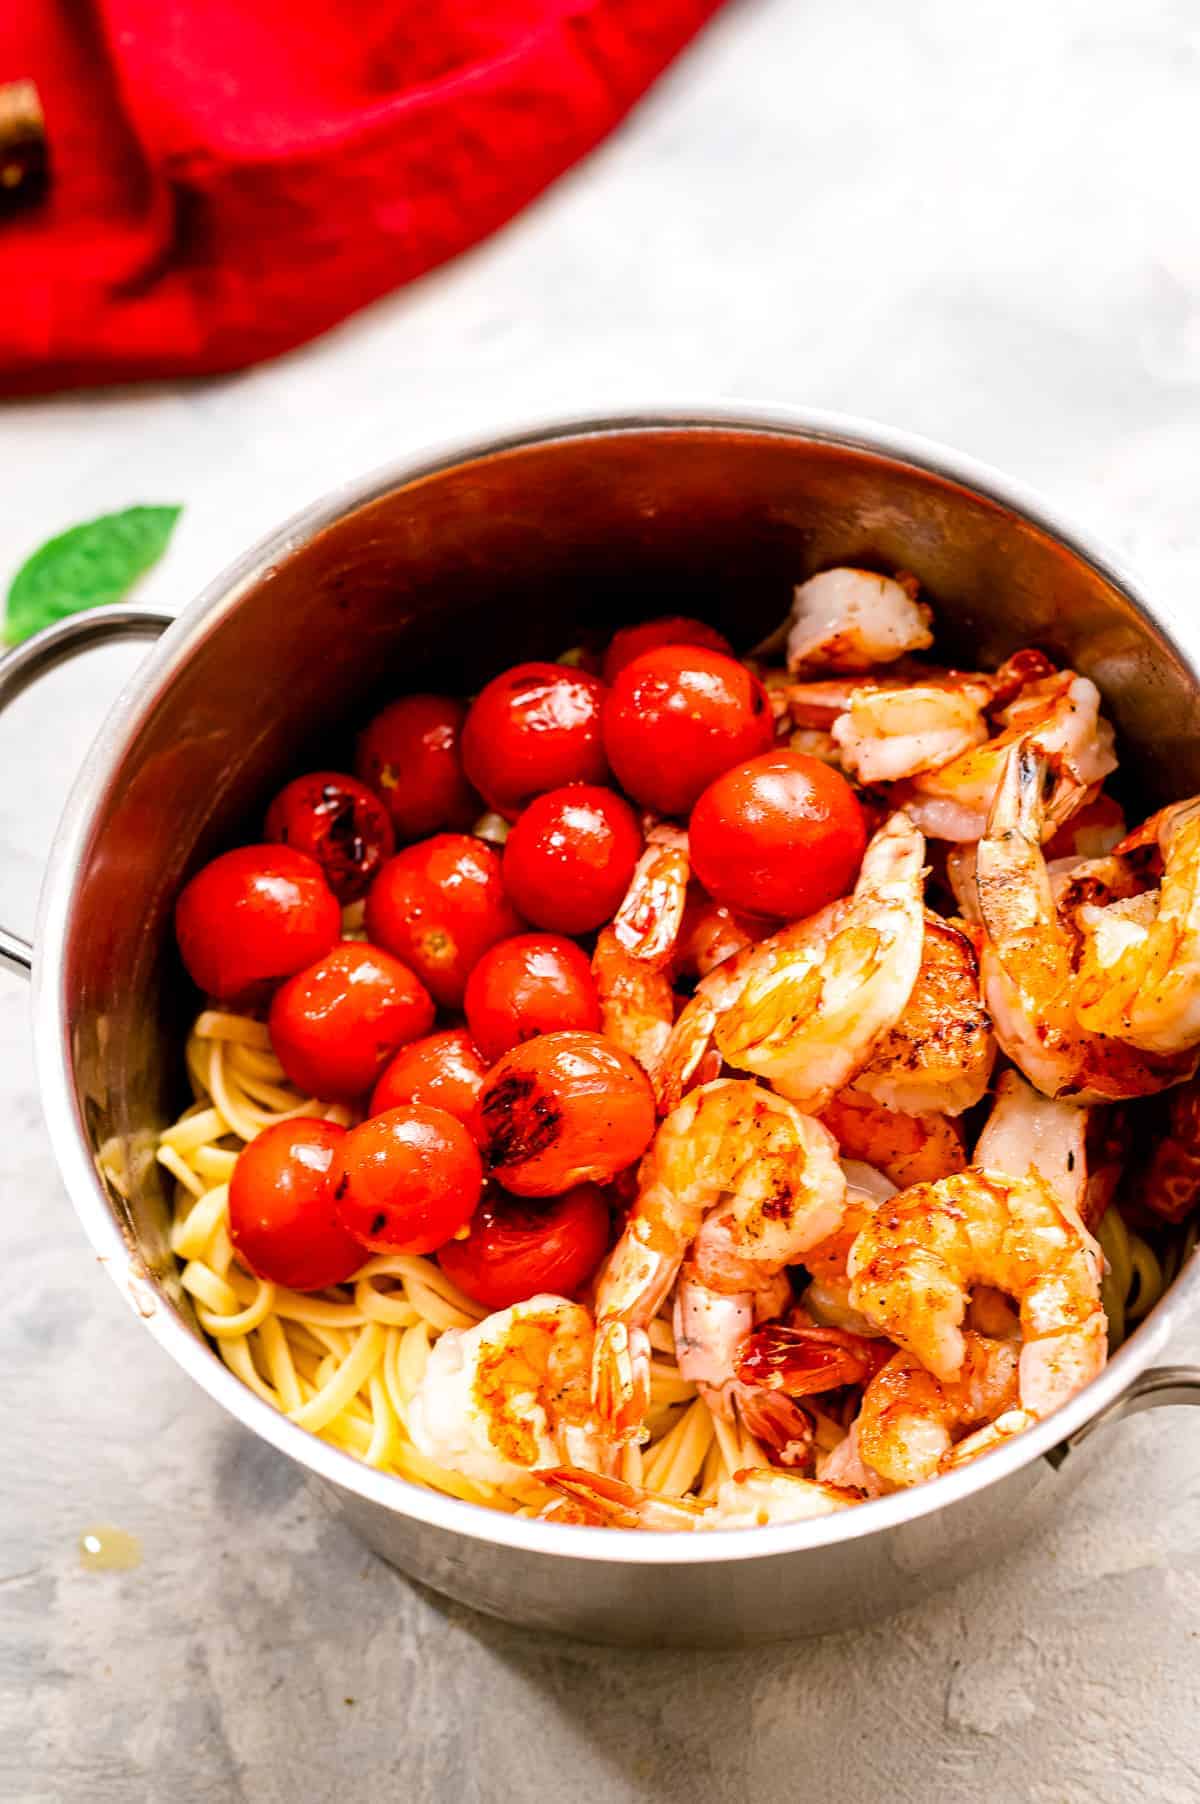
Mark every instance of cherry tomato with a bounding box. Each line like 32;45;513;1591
264;770;395;903
332;1105;483;1253
439;1184;611;1309
474;1031;656;1197
175;845;341;1003
602;647;775;817
369;1027;488;1126
689;749;867;920
501;785;642;935
268;941;435;1100
460;662;609;818
364;833;523;1008
464;934;601;1065
355;694;478;842
228;1118;365;1290
601;616;733;686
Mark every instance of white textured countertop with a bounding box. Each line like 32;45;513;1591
5;2;1200;1796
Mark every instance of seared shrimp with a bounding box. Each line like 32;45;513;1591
800;1158;896;1334
902;671;1116;842
855;1335;1020;1487
613;821;690;967
544;1466;860;1530
786;568;933;675
852;911;995;1116
591;1081;845;1439
847;1168;1105;1417
832;675;994;785
702;811;925;1111
1074;794;1200;1054
655;937;763;1113
407;1296;608;1486
976;740;1195;1101
973;1068;1089;1228
592;928;676;1080
818;1091;967;1189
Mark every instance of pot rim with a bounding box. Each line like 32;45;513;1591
32;402;1200;1565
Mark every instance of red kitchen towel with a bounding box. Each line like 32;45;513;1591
0;0;721;394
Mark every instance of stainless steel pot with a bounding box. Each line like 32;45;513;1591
7;407;1200;1648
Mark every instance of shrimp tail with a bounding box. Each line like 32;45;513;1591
542;1468;705;1530
591;1320;653;1443
736;1321;886;1396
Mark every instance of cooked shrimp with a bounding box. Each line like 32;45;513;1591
855;1335;1020;1487
973;1068;1088;1228
592;927;676;1079
976;740;1195;1101
818;1091;967;1189
832;676;994;785
591;1081;845;1439
786;568;933;675
901;671;1117;842
544;1466;860;1531
846;1167;1105;1418
613;821;690;967
800;1158;896;1334
852;911;995;1116
675;890;758;978
737;1313;892;1398
655;937;762;1113
407;1296;608;1486
1074;794;1200;1054
712;811;926;1111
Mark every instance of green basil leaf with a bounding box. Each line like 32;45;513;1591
3;504;182;645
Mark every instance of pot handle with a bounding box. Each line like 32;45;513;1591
0;605;173;979
1046;1364;1200;1468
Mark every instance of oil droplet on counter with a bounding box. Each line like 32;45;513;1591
78;1526;142;1572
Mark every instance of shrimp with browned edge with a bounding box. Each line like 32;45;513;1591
543;1465;860;1530
976;740;1196;1101
613;821;690;966
710;811;925;1111
407;1296;609;1486
854;1336;1020;1488
786;568;933;676
1074;794;1200;1054
799;1159;896;1334
852;911;995;1116
592;928;676;1081
591;1081;845;1441
847;1167;1106;1419
900;671;1116;843
832;675;995;785
818;1091;967;1189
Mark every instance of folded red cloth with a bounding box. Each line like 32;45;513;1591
0;0;720;394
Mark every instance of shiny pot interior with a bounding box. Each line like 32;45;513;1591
34;412;1200;1643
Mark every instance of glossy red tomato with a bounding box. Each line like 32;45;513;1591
264;770;395;902
175;845;341;1003
228;1118;366;1290
689;749;867;919
501;785;642;934
355;694;479;842
460;662;609;818
601;646;775;817
439;1184;611;1309
332;1105;483;1253
363;833;523;1008
268;941;435;1100
601;615;733;686
464;934;602;1064
369;1028;488;1126
474;1031;656;1197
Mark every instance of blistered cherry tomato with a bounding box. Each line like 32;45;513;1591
332;1105;483;1253
464;934;601;1064
460;663;609;817
268;941;435;1100
602;647;775;817
175;845;341;1003
439;1184;611;1309
264;770;395;902
355;695;478;842
689;749;867;920
601;616;733;686
364;833;523;1008
501;785;642;935
370;1027;488;1126
229;1118;365;1290
474;1031;656;1197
